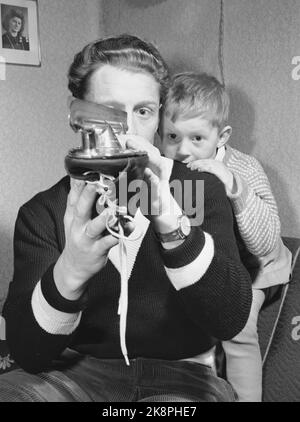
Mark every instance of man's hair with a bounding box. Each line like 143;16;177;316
68;34;170;102
164;72;230;129
2;8;25;34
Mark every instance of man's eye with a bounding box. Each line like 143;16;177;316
137;108;152;117
192;136;202;142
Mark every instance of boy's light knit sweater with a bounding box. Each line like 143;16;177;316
219;145;291;288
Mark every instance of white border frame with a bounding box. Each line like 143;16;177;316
0;0;40;66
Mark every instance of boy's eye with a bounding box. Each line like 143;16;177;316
192;136;203;142
167;133;178;141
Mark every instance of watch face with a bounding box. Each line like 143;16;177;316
180;215;191;236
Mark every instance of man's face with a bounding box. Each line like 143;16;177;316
8;17;22;35
86;65;161;144
161;115;221;162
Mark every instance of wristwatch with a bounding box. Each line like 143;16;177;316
156;214;191;243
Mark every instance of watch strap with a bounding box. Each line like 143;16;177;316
155;215;191;243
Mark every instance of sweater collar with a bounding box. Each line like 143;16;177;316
215;146;226;162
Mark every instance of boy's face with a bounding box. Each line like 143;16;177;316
161;115;222;162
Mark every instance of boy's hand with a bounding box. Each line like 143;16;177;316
187;159;235;194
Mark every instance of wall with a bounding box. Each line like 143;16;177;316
0;0;102;308
224;0;300;239
103;0;300;238
103;0;221;74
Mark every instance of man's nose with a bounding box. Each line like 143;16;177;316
126;113;138;135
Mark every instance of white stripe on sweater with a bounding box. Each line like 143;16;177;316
165;232;214;291
31;281;81;335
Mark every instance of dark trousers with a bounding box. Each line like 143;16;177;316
0;349;237;402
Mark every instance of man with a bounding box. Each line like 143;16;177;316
1;34;252;402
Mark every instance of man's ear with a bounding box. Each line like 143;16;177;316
217;125;232;148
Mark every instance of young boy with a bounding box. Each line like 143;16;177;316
160;72;292;402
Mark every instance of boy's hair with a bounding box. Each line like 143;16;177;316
68;34;170;103
164;72;230;129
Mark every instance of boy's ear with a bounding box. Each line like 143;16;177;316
217;125;232;148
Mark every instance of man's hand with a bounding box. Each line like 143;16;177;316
120;134;171;215
187;159;235;194
120;135;184;241
119;134;169;181
54;179;119;301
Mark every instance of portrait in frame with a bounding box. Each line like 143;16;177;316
0;0;40;66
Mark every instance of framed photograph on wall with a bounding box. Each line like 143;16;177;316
0;0;40;66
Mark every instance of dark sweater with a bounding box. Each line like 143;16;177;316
3;161;252;373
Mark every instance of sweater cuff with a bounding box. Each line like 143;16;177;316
165;232;214;291
31;281;82;335
40;263;89;313
160;226;205;268
227;172;250;214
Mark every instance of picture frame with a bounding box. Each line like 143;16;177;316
0;0;40;66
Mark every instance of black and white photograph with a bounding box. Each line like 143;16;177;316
0;0;40;65
1;4;30;51
0;0;299;405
